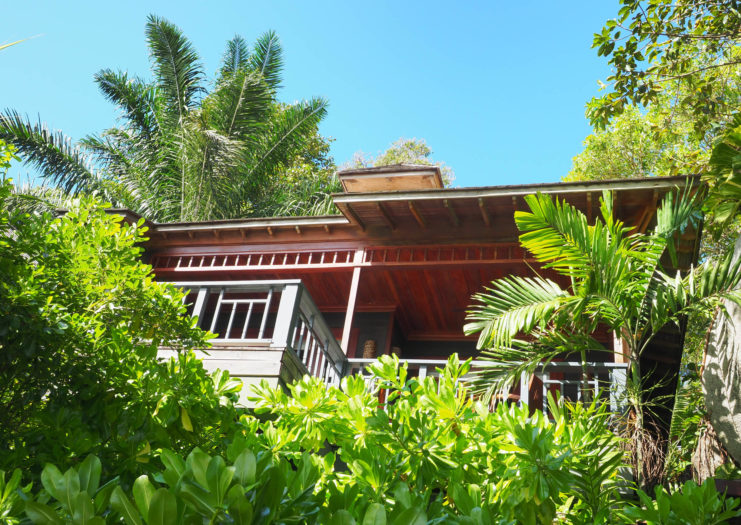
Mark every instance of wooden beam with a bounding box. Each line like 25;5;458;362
266;226;274;236
323;224;331;234
239;229;247;239
478;198;491;227
511;196;518;211
344;204;366;231
376;202;396;230
443;199;459;227
187;231;194;240
341;249;364;354
408;201;426;228
294;225;302;235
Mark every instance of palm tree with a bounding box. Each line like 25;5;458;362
0;15;330;222
464;187;741;487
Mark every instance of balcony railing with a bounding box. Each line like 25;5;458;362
347;358;628;411
170;280;347;386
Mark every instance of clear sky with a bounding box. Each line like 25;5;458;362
2;1;619;188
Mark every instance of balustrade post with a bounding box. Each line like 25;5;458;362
610;367;627;412
519;372;530;407
190;288;208;327
271;284;301;349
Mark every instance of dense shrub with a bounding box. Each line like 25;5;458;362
3;355;739;524
0;181;241;481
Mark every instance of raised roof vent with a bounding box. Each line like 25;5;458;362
337;164;443;193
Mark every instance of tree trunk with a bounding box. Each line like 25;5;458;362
693;419;732;482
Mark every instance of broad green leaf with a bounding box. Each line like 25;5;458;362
132;476;155;517
60;468;81;512
362;503;386;525
77;456;102;497
147;489;177;525
228;496;253;525
394;506;427;525
330;510;356;525
110;486;143;525
71;492;96;525
25;501;63;525
233;449;256;486
40;464;64;501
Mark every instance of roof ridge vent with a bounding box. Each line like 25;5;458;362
337;164;443;193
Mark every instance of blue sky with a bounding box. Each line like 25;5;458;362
2;1;618;188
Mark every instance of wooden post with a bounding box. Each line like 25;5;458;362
341;249;364;354
190;287;208;327
271;284;301;349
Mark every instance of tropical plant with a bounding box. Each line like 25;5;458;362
0;15;331;222
464;187;741;488
4;355;635;524
621;479;741;525
0;182;241;480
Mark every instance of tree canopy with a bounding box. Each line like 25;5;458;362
0;15;333;222
349;137;455;185
589;0;740;129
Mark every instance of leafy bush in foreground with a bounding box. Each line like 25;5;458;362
2;355;740;524
0;182;242;481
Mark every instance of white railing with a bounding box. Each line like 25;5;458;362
346;358;628;411
169;280;347;385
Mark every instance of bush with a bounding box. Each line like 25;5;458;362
0;181;241;481
3;355;740;524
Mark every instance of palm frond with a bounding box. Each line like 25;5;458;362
219;35;250;76
94;69;161;138
145;14;204;124
0;110;104;195
467;331;605;402
464;276;571;349
181;119;243;221
249;30;283;90
203;70;271;141
516;192;632;282
238;97;328;200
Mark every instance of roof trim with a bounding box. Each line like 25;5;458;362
332;175;700;204
154;214;349;233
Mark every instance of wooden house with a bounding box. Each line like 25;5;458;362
130;166;700;414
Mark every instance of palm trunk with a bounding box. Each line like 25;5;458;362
630;354;646;489
580;348;592;403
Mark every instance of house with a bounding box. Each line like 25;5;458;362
126;166;701;415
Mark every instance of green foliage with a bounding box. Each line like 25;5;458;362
622;479;741;525
464;188;741;486
0;16;333;221
705;113;741;230
589;1;740;129
349;138;455;186
0;182;241;480
3;355;637;524
3;354;739;523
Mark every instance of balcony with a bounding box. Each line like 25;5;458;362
159;280;627;411
347;358;628;412
158;280;346;404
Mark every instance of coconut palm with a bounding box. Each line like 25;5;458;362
464;187;741;487
0;15;330;222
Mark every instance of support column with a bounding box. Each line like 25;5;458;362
341;249;364;354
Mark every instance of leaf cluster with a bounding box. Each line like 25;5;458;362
1;16;333;222
0;184;242;481
589;0;740;129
